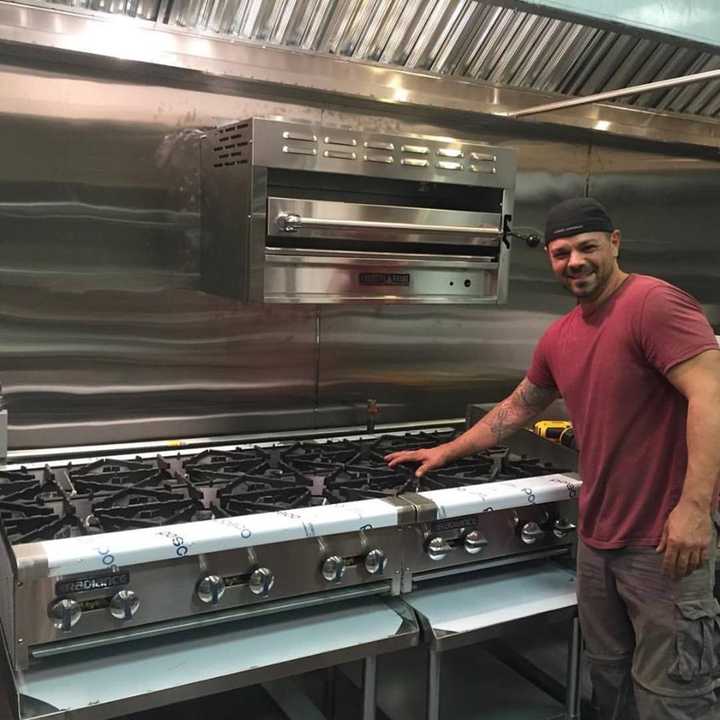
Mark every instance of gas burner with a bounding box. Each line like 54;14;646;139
215;475;314;516
324;466;415;502
0;430;573;545
3;512;83;544
0;468;39;500
182;448;268;474
281;440;364;466
0;497;55;523
66;458;176;497
0;466;61;503
373;431;457;455
87;490;208;532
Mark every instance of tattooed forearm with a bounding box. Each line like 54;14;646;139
433;377;559;464
480;378;558;443
516;378;559;413
487;401;515;443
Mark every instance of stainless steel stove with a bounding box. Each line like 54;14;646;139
0;427;580;674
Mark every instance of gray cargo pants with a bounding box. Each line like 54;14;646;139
577;537;719;719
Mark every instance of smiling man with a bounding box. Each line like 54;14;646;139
386;197;720;719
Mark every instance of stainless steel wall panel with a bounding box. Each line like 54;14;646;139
0;73;326;449
587;145;720;327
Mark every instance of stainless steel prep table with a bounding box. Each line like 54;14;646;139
9;595;419;720
404;561;580;720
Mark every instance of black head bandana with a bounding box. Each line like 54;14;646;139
545;198;614;246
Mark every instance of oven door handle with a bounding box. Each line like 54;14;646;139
275;212;500;236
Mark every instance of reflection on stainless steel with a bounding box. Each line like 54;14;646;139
2;2;720;150
587;145;720;310
507;68;720;118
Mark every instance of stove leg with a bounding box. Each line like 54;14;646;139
362;656;377;720
427;647;441;720
565;615;582;720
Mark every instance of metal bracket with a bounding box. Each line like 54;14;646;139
503;215;542;249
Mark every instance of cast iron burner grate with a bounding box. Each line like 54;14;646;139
0;431;571;543
65;458;178;497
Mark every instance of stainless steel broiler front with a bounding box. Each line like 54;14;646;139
201;118;516;303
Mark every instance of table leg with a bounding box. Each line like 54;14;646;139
427;647;441;720
362;656;377;720
565;615;582;720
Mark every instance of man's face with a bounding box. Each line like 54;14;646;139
546;230;620;300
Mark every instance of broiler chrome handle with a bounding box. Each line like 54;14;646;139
275;212;500;236
277;212;303;232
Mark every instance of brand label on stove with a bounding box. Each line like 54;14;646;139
56;571;130;596
432;515;494;532
358;272;410;287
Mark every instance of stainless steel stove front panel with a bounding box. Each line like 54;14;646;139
12;525;406;664
403;499;578;578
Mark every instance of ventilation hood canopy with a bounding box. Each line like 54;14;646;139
13;0;720;120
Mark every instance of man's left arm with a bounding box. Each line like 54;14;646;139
661;348;720;578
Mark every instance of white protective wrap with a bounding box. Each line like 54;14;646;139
38;498;399;577
419;473;581;519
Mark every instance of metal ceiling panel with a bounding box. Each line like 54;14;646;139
8;0;720;119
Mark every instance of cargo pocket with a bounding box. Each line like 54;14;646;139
667;598;720;684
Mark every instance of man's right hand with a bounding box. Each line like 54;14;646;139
384;445;451;477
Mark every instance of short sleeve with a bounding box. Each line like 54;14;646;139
527;329;558;389
638;285;719;375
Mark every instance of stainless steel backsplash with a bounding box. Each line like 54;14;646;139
1;64;718;449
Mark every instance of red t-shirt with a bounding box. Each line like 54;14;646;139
527;274;719;549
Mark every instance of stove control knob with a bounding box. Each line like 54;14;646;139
553;517;577;538
196;574;226;605
249;567;275;596
520;521;545;545
364;548;387;575
463;530;488;555
109;589;140;620
321;555;346;583
49;598;82;632
426;536;452;562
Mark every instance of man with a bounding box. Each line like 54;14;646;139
386;198;720;719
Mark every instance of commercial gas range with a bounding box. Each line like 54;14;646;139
0;427;579;678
